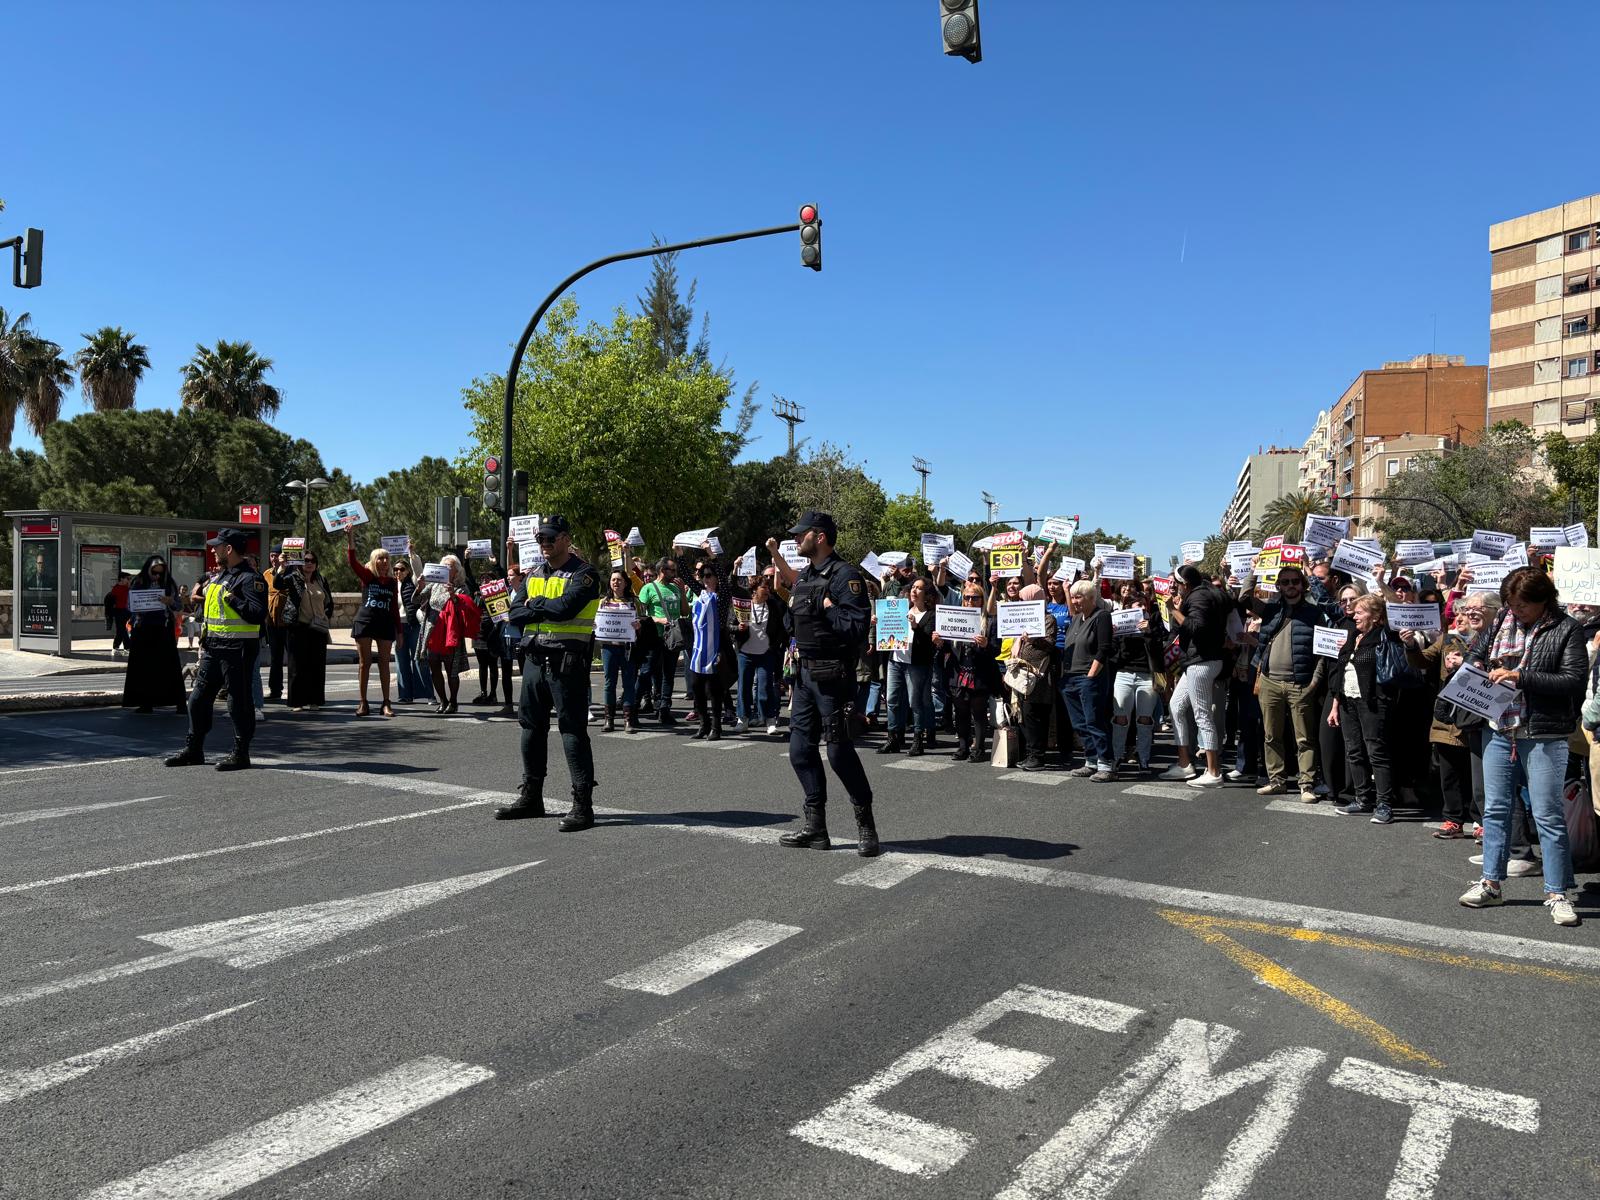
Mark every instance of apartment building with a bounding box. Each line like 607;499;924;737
1354;433;1453;536
1299;409;1335;498
1488;193;1600;436
1221;447;1302;540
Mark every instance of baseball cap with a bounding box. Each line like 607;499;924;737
788;510;838;541
206;529;251;553
537;514;572;537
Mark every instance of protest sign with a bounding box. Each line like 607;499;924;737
1228;553;1255;580
934;604;981;642
1500;543;1529;568
1180;541;1205;565
605;529;625;567
1302;514;1350;549
1100;552;1135;580
1093;543;1118;561
1255;544;1282;585
509;515;539;545
1554;547;1600;605
996;600;1046;639
1262;535;1285;552
518;540;544;571
1470;529;1515;559
466;539;492;560
878;550;909;568
1330;539;1383;576
1312;626;1349;658
626;526;645;547
707;535;723;556
1039;515;1078;545
732;596;751;622
1394;539;1435;565
860;550;882;579
1530;527;1568;550
735;546;758;577
380;535;410;558
1150;576;1172;596
779;540;808;570
594;603;637;641
1438;663;1518;723
1225;540;1254;558
946;549;975;581
1279;544;1307;566
280;537;305;564
1448;538;1473;558
479;578;510;623
989;547;1024;578
1386;602;1442;633
672;527;718;548
970;535;996;553
920;533;954;565
318;499;368;532
992;530;1026;549
422;562;450;584
1033;544;1050;569
1052;555;1086;582
1347;537;1382;552
1564;524;1589;549
129;589;167;613
1111;607;1144;637
875;598;910;651
1465;562;1510;593
1462;552;1492;566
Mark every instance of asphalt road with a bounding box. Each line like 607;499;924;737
2;693;1598;1200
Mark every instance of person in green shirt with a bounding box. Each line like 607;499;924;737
639;557;688;725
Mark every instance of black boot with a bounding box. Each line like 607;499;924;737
214;739;251;771
692;712;710;740
953;741;971;762
907;731;926;757
708;707;723;741
164;737;205;767
970;735;989;764
603;705;616;733
624;705;640;732
875;731;903;755
853;804;882;857
926;730;939;750
559;787;595;832
494;780;546;820
779;804;830;849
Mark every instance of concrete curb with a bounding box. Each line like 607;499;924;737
0;691;121;714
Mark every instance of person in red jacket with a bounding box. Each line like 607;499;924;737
107;572;132;656
426;576;481;714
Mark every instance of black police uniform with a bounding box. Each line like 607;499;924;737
780;531;881;856
166;532;268;771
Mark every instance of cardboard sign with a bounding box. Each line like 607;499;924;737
280;537;306;565
1564;523;1590;549
1312;626;1349;658
996;600;1046;639
1530;527;1568;550
707;535;723;556
1228;553;1255;580
672;526;718;548
946;550;975;581
934;604;982;643
1052;556;1086;582
318;499;368;532
1111;607;1144;637
626;526;645;547
1470;529;1515;560
380;535;411;558
594;603;637;642
1302;514;1350;549
129;589;167;613
1386;602;1442;633
1180;541;1205;565
1150;576;1172;596
779;540;808;570
735;546;758;578
989;548;1024;579
920;533;954;565
1330;539;1384;576
466;539;493;560
875;598;910;652
422;562;450;584
1039;515;1079;545
1438;662;1517;723
509;515;540;545
1394;539;1435;565
1100;552;1135;580
1554;547;1600;605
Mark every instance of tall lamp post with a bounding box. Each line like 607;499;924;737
285;477;330;543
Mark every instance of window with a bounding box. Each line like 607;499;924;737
1571;275;1593;295
1386;459;1399;478
1570;230;1593;253
1567;316;1590;337
1570;357;1591;378
1536;357;1562;383
1536;275;1563;302
1407;456;1419;468
1537;235;1563;262
1536;316;1562;342
1534;398;1560;425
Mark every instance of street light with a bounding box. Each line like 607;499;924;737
285;477;330;543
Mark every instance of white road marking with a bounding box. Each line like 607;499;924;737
79;1055;494;1200
0;864;538;1008
835;857;929;888
884;758;951;772
0;756;142;777
598;730;670;740
606;920;802;995
1328;1057;1539;1200
0;1002;256;1105
1265;799;1337;817
682;739;753;751
1001;772;1068;787
0;795;163;827
1120;783;1201;800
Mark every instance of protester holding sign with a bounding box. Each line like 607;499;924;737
596;569;643;732
687;565;724;740
1059;580;1116;778
639;558;689;725
391;554;429;705
1163;566;1232;788
879;578;939;756
1004;585;1059;770
1403;592;1496;840
1457;568;1586;925
345;528;399;718
419;554;473;714
272;548;334;711
938;580;1001;762
1109;581;1166;776
1326;595;1413;825
732;574;787;736
122;554;185;715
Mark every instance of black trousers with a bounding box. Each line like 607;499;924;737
1021;697;1052;762
266;623;287;698
789;664;873;815
951;688;991;752
518;649;594;793
1434;741;1477;824
1339;693;1394;808
188;643;258;748
1319;687;1346;799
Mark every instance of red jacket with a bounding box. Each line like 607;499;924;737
427;591;481;655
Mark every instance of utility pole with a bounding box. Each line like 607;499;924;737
912;457;931;503
772;395;806;457
982;491;1000;523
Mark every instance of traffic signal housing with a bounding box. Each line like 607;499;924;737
511;469;529;518
940;0;982;63
799;204;821;272
483;454;503;512
20;228;43;289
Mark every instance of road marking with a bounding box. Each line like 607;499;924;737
1001;772;1068;786
884;758;951;772
0;863;539;1008
836;857;929;889
79;1055;494;1200
1159;908;1444;1068
682;739;753;751
0;795;163;827
0;756;142;777
1121;783;1199;801
606;919;802;995
1265;798;1336;817
0;1002;256;1105
598;730;670;740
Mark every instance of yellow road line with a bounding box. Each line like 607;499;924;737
1159;909;1445;1069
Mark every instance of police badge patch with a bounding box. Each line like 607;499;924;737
848;579;862;595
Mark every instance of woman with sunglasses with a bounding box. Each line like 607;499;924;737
391;555;429;704
121;555;186;715
345;527;399;717
880;576;940;756
421;554;475;713
272;550;334;711
936;580;1000;761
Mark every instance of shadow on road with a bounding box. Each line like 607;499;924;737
887;833;1079;861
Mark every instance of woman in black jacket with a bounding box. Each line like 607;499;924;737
1457;568;1585;926
1327;593;1409;824
121;555;186;715
937;580;1002;762
1163;565;1231;786
879;577;940;756
1109;580;1167;776
272;552;335;711
1062;579;1116;779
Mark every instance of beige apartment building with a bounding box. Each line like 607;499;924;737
1489;193;1600;435
1300;409;1335;497
1353;433;1452;535
1221;448;1301;540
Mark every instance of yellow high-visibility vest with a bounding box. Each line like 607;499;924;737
203;580;261;639
525;574;598;640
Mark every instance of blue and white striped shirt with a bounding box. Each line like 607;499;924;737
689;590;719;675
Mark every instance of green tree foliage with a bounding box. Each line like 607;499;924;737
1254;490;1331;542
1065;526;1136;566
179;340;283;420
0;448;45;587
1543;428;1600;534
75;327;151;412
1197;532;1229;576
875;491;936;556
355;455;491;565
1372;421;1560;543
14;332;74;439
784;442;886;562
0;307;36;451
717;455;798;564
460;298;739;556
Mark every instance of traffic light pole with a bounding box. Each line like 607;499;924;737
498;221;802;551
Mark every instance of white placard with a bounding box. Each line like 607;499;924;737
1094;543;1118;561
1039;515;1079;545
1470;529;1516;559
509;515;539;545
422;562;450;584
1052;556;1087;582
970;535;996;553
626;525;645;547
673;526;718;548
1463;552;1492;567
877;550;909;568
1180;540;1206;565
466;539;493;559
920;533;954;565
1554;547;1600;605
1466;562;1510;593
996;600;1046;639
595;604;637;643
1500;543;1529;568
1530;527;1568;550
779;540;808;570
1111;607;1144;637
1330;539;1384;576
1564;523;1589;549
860;550;882;579
1438;663;1518;723
318;499;369;532
1394;539;1435;565
1228;553;1255;580
1386;602;1442;633
380;535;411;557
707;535;723;556
946;550;975;581
1449;538;1474;558
129;588;167;613
1348;537;1382;552
1100;552;1135;580
1302;514;1350;549
934;604;981;642
735;546;758;577
1312;626;1349;658
1225;540;1254;558
519;540;545;570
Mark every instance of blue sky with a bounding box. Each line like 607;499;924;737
5;1;1591;557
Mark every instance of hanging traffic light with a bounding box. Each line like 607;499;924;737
940;0;982;63
483;454;503;512
511;469;529;518
20;229;43;289
799;204;821;272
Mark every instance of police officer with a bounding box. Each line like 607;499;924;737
494;514;603;829
165;528;267;771
766;511;881;857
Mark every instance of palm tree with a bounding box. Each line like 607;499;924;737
178;340;282;420
0;307;34;451
15;333;74;437
75;326;151;412
1255;490;1332;542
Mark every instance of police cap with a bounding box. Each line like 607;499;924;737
788;511;838;542
206;529;251;553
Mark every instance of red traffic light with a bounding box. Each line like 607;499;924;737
799;205;817;223
484;455;500;473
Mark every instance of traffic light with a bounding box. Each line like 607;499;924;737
940;0;982;63
511;469;529;518
799;204;821;272
20;228;43;289
483;454;503;512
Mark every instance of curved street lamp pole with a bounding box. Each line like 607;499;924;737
1343;494;1459;530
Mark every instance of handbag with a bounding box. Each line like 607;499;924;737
1004;657;1042;698
1375;633;1424;689
1432;692;1486;732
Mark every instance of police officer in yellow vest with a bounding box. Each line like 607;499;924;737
495;514;602;828
165;528;268;772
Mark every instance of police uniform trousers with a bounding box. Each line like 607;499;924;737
188;643;259;747
789;663;873;810
519;646;595;791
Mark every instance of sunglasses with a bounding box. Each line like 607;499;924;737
535;534;560;544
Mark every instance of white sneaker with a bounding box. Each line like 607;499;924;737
1187;772;1225;789
1158;765;1193;782
1224;769;1246;782
1545;894;1580;927
734;719;749;733
255;708;266;722
1506;857;1541;878
1459;880;1503;908
767;721;780;736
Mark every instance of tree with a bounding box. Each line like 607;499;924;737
1197;532;1229;576
179;340;283;420
0;447;45;587
1065;526;1136;567
784;442;886;562
1255;490;1331;542
0;307;34;452
1372;421;1561;543
875;491;937;556
75;327;151;412
1543;428;1600;533
718;455;798;565
356;455;488;564
637;246;704;369
15;332;74;438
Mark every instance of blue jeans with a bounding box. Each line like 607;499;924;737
886;661;934;734
601;644;637;708
1481;732;1573;893
738;650;778;722
395;622;429;702
1062;673;1112;768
